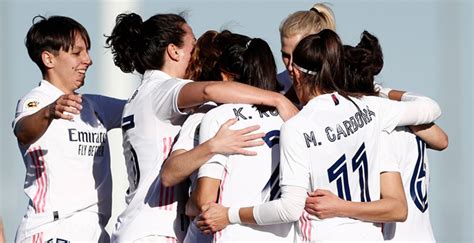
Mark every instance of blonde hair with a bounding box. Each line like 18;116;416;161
279;3;336;39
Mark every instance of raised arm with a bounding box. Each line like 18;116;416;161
14;94;82;145
409;123;448;151
378;86;448;150
178;81;298;121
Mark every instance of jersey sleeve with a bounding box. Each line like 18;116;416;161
279;121;312;189
372;95;441;133
12;90;49;130
173;103;217;153
197;107;229;179
151;78;192;120
173;113;205;153
378;131;401;173
82;94;126;130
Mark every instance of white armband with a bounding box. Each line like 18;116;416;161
374;83;392;99
228;207;241;224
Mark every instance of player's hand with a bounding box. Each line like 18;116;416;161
276;95;299;121
49;94;83;120
305;189;345;219
195;202;230;234
208;118;265;156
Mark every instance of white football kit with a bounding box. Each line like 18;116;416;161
111;70;191;242
381;127;435;241
198;104;294;242
171;103;216;243
278;92;440;242
13;80;125;243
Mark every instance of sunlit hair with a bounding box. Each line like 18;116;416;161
292;29;356;101
184;30;234;81
279;3;336;39
105;12;186;74
343;31;383;96
25;15;91;74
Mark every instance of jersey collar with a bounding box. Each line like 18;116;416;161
143;70;173;83
39;80;67;97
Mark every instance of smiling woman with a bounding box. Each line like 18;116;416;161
12;15;126;243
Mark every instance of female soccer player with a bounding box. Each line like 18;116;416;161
187;33;294;242
304;31;448;242
105;13;297;242
278;3;336;104
196;29;442;241
14;15;125;242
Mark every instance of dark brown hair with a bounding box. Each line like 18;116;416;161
343;31;383;96
25;15;91;74
105;13;186;74
292;29;350;98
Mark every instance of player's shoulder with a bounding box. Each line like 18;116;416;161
16;85;52;110
205;103;244;117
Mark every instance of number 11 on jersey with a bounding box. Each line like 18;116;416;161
327;143;371;202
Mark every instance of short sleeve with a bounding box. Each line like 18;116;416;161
173;113;205;152
173;103;216;152
12;91;49;130
378;131;401;173
151;78;192;120
197;162;226;180
279;121;311;189
83;94;126;130
197;107;230;179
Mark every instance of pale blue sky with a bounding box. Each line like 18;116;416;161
1;0;472;242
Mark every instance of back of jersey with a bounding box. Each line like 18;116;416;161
381;127;435;241
198;104;294;242
280;93;404;241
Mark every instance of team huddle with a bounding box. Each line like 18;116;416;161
12;2;448;243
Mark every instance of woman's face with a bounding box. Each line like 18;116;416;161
281;34;303;75
176;23;196;78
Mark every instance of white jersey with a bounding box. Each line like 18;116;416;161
280;92;412;242
112;70;191;242
172;103;216;243
198;104;294;242
381;127;435;241
13;80;124;241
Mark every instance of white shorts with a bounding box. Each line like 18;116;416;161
15;210;108;243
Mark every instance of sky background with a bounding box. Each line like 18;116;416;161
0;0;472;242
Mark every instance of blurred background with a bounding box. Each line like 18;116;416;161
0;0;472;242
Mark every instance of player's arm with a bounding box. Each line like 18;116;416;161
196;185;307;233
409;123;448;151
305;172;407;223
187;177;221;217
14;94;82;145
161;119;264;187
378;86;448;150
178;81;298;121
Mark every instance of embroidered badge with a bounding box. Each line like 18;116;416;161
23;98;40;110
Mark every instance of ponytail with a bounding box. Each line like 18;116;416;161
105;13;143;73
241;38;278;92
280;3;336;39
344;30;383;96
106;12;187;74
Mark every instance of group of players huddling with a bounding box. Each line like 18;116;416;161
13;2;447;243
